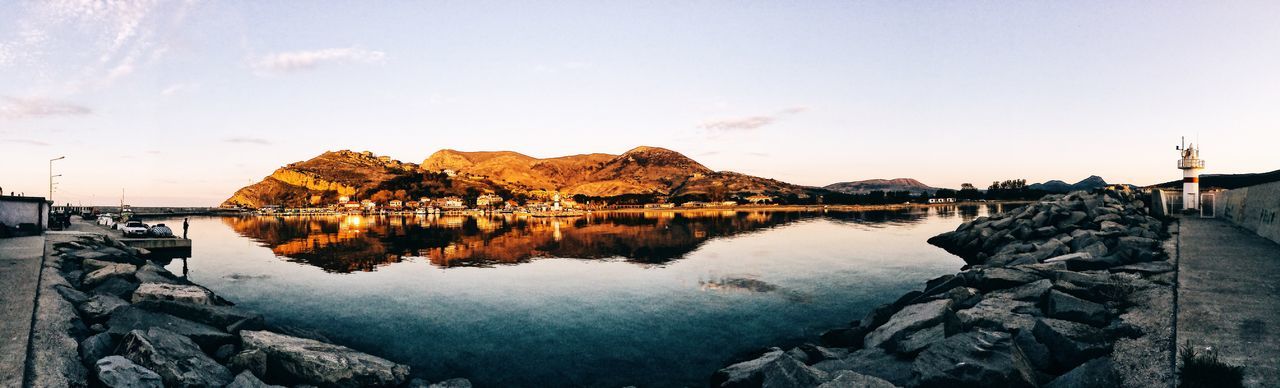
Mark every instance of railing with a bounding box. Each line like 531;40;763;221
1178;159;1205;169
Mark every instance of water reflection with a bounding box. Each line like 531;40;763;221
224;208;980;273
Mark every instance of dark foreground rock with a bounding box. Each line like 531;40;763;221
239;330;411;387
711;348;827;388
716;187;1174;387
43;230;472;388
119;328;234;387
94;355;164;388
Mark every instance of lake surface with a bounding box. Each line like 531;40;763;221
157;205;1003;387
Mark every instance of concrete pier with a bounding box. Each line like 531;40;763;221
0;235;43;387
1177;216;1280;387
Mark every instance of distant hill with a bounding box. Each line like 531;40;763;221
1027;176;1109;193
1149;168;1280;190
823;178;937;194
223;146;821;208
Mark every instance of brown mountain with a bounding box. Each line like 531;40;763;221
823;178;937;194
223;146;817;208
223;150;403;208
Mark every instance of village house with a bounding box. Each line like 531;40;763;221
360;199;377;212
476;194;504;208
441;196;466;210
388;200;404;209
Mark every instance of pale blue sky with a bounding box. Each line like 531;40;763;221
2;1;1277;206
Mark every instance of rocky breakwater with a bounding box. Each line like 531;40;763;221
712;187;1176;387
38;234;470;388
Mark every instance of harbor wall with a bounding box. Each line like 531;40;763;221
1217;180;1280;245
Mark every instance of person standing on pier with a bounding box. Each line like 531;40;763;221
183;218;190;239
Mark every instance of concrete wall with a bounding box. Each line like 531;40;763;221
0;198;48;230
1216;180;1280;245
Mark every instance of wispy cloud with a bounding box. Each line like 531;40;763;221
161;82;199;96
2;138;51;146
0;96;91;119
252;48;386;74
697;106;809;132
223;137;271;145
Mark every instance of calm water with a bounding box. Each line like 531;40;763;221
157;206;1001;387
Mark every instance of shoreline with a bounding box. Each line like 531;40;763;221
712;186;1176;387
27;221;469;387
214;201;1036;218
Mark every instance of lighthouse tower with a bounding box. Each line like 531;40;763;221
1177;138;1205;210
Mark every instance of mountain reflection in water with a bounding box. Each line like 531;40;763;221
221;207;995;273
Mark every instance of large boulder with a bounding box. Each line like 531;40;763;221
816;370;897;388
712;348;828;388
94;355;164;388
82;263;136;288
132;300;264;332
1043;290;1110;326
863;299;954;353
1032;318;1111;373
967;268;1042;291
226;370;285;388
131;283;216;305
1109;261;1174;275
240;330;410;387
1051;271;1131;303
118;328;233;387
77;294;130;323
133;262;184;285
89;277;140;299
988;279;1051;301
812;348;913;387
106;306;235;351
1043;252;1119;271
1043;357;1120;388
911;330;1037;388
956;296;1040;333
79;332;118;368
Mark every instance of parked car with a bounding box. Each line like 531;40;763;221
96;214;116;228
121;221;149;237
148;224;175;238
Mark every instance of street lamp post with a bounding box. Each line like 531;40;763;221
49;156;65;203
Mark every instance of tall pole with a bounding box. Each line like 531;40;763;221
49;156;65;203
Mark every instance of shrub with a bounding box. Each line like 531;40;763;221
1178;343;1244;388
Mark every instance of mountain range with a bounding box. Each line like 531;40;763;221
823;178;938;194
222;147;819;208
1026;176;1109;193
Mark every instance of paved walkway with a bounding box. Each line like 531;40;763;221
0;235;44;387
1178;216;1280;387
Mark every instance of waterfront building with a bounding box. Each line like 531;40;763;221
476;194;504;208
0;195;51;233
389;200;404;209
441;196;466;210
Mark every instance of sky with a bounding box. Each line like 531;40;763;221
1;1;1278;206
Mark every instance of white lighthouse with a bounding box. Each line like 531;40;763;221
1176;138;1205;211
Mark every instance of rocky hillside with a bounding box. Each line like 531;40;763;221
1028;176;1109;194
224;146;820;208
824;178;937;194
222;150;423;208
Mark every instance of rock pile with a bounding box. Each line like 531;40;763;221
46;234;470;388
712;187;1174;388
